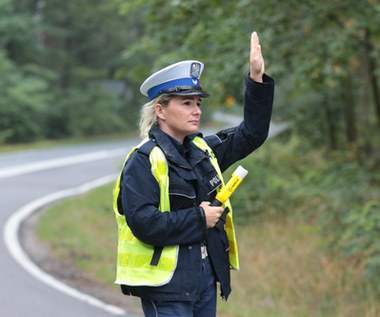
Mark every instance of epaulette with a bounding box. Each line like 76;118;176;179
137;138;157;156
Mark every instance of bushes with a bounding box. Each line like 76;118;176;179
229;138;380;289
0;50;137;143
0;0;140;145
45;87;135;139
0;52;52;143
340;201;380;282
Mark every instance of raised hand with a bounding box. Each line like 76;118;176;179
250;31;265;83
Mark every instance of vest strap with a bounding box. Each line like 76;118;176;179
150;246;164;266
138;139;156;156
215;206;230;231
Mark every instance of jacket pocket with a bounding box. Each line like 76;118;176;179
169;173;196;210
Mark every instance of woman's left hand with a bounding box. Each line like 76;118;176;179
250;31;265;83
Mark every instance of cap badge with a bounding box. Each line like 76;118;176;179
190;62;201;78
192;79;198;85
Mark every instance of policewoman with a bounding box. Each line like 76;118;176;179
113;32;274;316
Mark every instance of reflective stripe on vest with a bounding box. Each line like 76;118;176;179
113;138;178;286
113;136;239;286
192;136;239;270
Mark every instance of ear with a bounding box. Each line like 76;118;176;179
155;103;166;120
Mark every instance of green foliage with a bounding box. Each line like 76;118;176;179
117;0;253;106
45;87;134;139
0;0;141;143
35;137;380;314
0;0;41;64
2;0;380;154
0;51;52;142
37;184;118;285
229;138;380;289
117;0;380;165
340;201;380;282
308;163;380;290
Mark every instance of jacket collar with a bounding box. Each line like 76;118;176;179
148;126;207;168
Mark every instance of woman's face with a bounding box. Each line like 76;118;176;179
155;95;202;143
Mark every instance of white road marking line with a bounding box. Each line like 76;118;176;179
3;174;127;316
0;148;126;179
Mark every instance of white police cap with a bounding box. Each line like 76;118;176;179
140;60;210;100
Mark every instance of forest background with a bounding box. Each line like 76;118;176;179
2;0;380;315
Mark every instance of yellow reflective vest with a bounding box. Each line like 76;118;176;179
113;136;239;287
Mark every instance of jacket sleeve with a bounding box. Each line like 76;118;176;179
204;74;274;172
120;150;206;247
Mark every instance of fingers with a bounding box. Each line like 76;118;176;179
250;31;259;52
201;201;224;228
252;44;262;62
200;201;210;209
209;206;224;216
250;31;265;82
251;31;262;61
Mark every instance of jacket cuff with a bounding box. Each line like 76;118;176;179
245;73;275;102
196;206;208;241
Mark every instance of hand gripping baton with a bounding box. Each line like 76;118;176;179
210;165;248;230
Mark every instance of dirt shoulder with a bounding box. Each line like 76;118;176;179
20;206;143;316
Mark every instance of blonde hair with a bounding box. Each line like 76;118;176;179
139;94;172;138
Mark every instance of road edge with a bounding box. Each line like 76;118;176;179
3;174;127;316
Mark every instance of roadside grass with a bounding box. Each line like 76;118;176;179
36;186;380;316
36;184;118;287
35;138;380;316
217;223;379;317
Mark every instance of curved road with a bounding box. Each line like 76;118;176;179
0;122;286;317
0;138;139;317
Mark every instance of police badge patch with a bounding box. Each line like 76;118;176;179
190;62;201;78
209;175;221;188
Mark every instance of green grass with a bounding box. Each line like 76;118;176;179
217;223;379;317
35;138;380;316
37;187;380;316
37;184;118;286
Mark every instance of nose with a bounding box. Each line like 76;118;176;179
194;104;202;116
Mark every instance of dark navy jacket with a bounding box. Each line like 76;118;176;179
118;74;274;301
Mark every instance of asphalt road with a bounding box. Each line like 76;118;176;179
0;138;139;317
0;121;286;317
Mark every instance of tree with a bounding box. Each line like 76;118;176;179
0;51;52;142
0;0;141;142
117;0;380;161
0;0;53;142
39;0;131;89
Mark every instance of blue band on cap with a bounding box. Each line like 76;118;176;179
148;77;200;100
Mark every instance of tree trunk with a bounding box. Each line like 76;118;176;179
365;29;380;130
324;99;338;150
342;76;357;143
360;46;373;157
